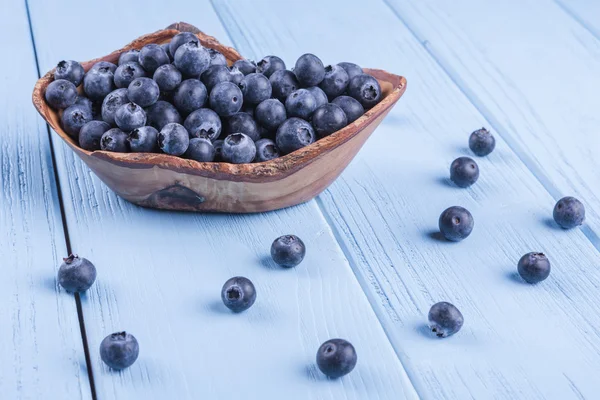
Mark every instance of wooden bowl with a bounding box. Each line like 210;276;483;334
32;22;407;213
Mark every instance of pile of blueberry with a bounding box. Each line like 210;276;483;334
45;32;382;164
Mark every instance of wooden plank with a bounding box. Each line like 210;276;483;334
0;1;92;398
211;0;600;398
554;0;600;40
26;0;418;398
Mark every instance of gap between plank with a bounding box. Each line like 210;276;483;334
552;0;600;42
24;1;98;399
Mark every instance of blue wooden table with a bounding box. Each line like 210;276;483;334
4;0;600;398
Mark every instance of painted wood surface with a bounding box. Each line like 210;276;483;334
554;0;600;40
26;0;418;398
212;0;600;398
0;1;91;398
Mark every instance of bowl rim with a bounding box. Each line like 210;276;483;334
32;25;407;183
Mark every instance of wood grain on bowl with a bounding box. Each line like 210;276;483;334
32;22;406;213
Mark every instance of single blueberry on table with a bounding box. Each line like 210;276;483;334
83;67;115;101
256;55;286;78
173;79;208;116
208;48;227;66
428;302;464;338
319;65;349;100
128;126;159;153
239;73;272;106
294;53;325;87
221;276;256;313
254;138;280;162
233;59;257;75
316;339;357;379
115;103;146;131
213;139;224;161
45;79;78;109
101;128;129;152
174;41;211;77
518;252;551;284
118;49;140;66
553;196;585;229
255;99;287;132
158;123;190;156
54;60;85;86
200;65;232;92
229;66;244;85
469;127;496;157
184;108;222;141
312;104;348;138
276;117;316;154
89;61;117;74
79;120;110;151
138;43;170;73
101;88;129;126
100;332;139;370
331;95;364;123
306;86;328;108
450;156;479;188
285;89;318;120
271;235;305;267
61;104;93;138
209;82;243;117
224;112;260;141
58;254;97;293
347;74;382;109
169;32;200;58
269;70;299;102
145;100;182;131
438;206;474;242
114;62;146;89
337;62;363;80
153;64;182;92
185;137;215;162
222;133;256;164
127;77;160;108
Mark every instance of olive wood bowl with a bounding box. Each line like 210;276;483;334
32;22;407;213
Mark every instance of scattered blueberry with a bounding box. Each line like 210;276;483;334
128;126;159;153
347;74;381;109
153;64;182;92
84;67;115;101
209;82;243;117
185;137;215;162
208;48;227;66
101;88;129;126
294;54;325;87
518;252;551;283
269;70;299;102
118;49;140;65
271;235;305;267
276;117;316;154
331;95;364;123
174;41;211;77
469;127;496;157
438;206;474;242
114;62;146;89
169;32;200;58
57;254;97;292
213;139;224;161
337;62;363;80
255;99;287;132
45;79;78;109
450;157;479;188
158;123;189;156
79;120;110;151
285;89;317;120
239;73;272;106
256;55;286;77
319;65;349;100
225;112;260;141
553;197;585;229
89;61;117;74
316;339;357;378
312;104;348;138
428;302;464;338
254;138;280;162
61;104;93;138
200;65;232;92
101;128;129;152
127;77;160;108
173;79;208;115
138;43;170;73
222;133;256;164
54;60;85;86
221;276;256;312
115;103;146;131
184;108;222;140
233;59;257;75
305;86;328;108
100;332;139;370
145;100;182;131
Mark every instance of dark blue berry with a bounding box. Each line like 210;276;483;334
233;59;257;75
138;43;169;73
225;112;260;141
316;339;357;378
83;67;115;101
74;95;94;110
222;133;256;164
239;73;272;106
101;89;129;126
450;157;479;188
174;41;210;77
169;32;200;58
185;137;215;162
331;95;364;123
276;117;315;154
128;126;159;153
469;127;496;156
213;140;224;161
271;235;305;267
209;82;243;117
62;104;93;138
256;55;286;78
428;302;464;338
145;100;182;131
114;62;146;89
79;120;110;151
439;206;474;242
518;252;551;283
153;64;182;92
101;128;129;152
347;74;381;109
312;104;348;138
229;66;244;85
285;89;317;120
115;103;146;131
58;254;97;292
90;61;117;74
200;65;231;92
337;62;363;80
294;54;325;87
45;79;77;109
269;70;299;102
306;86;328;108
183;108;222;140
54;60;85;86
254;138;280;162
208;48;227;66
161;43;174;61
553;196;585;229
221;276;256;312
158;123;189;156
319;65;349;100
127;77;160;108
241;104;255;118
173;79;208;115
255;99;286;132
118;49;140;66
100;332;139;370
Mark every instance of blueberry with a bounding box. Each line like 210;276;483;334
229;66;244;85
221;276;256;312
239;73;272;106
138;43;169;73
233;59;257;75
113;62;146;89
553;196;585;229
256;55;286;78
100;332;139;370
79;120;110;151
331;95;364;123
269;70;299;102
255;99;287;132
61;104;93;138
169;32;200;58
316;339;357;378
118;49;140;66
101;128;129;152
174;41;211;77
285;89;317;120
161;43;174;61
54;60;85;86
450;157;479;188
241;104;255;118
305;86;328;108
518;252;551;284
115;103;146;131
276;117;316;154
428;302;464;338
101;88;129;126
254;138;280;162
294;54;325;87
271;235;305;267
127;77;160;108
224;112;260;141
145;100;182;131
57;254;97;292
185;137;215;162
208;48;227;66
153;64;182;92
337;62;363;80
173;79;208;116
319;65;349;100
74;95;94;111
158;123;189;156
200;65;231;92
184;108;222;140
209;82;243;117
83;67;115;101
128;126;159;153
90;61;117;74
312;104;348;138
213;140;224;161
347;74;382;109
438;206;474;242
222;133;256;164
468;127;496;156
45;79;77;109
